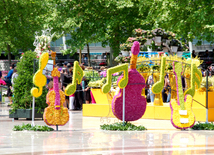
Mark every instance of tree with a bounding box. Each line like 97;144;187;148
49;0;153;65
0;0;51;64
140;0;214;44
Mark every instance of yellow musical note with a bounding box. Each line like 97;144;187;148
152;56;166;94
31;52;49;98
184;62;202;97
65;61;83;96
102;63;129;94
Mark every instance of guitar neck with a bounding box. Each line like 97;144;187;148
130;54;138;69
174;62;185;110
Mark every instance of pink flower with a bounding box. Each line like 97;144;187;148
21;53;24;55
37;56;39;58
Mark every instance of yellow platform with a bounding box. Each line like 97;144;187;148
83;89;214;122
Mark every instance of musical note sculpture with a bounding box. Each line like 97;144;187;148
44;68;69;126
31;52;49;97
65;61;83;96
109;41;147;121
152;56;166;94
170;61;202;129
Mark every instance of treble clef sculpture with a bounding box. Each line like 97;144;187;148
31;52;49;98
112;41;147;121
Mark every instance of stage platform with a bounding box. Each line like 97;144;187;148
83;89;214;122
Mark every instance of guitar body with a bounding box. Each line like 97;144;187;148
170;94;195;129
112;69;147;121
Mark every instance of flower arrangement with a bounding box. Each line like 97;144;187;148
170;39;180;46
168;31;176;40
146;30;154;39
152;28;164;36
33;28;55;56
114;55;131;63
132;28;143;37
120;43;132;51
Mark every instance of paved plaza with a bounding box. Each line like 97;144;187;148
0;103;214;155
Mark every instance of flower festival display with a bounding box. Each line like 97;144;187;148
170;62;195;129
31;52;49;98
65;61;84;96
103;41;147;121
102;63;128;94
44;68;69;126
150;55;202;129
33;28;55;56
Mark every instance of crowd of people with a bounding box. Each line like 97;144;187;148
146;73;186;104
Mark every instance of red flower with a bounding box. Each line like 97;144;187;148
21;53;24;55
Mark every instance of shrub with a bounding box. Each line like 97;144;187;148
11;51;48;114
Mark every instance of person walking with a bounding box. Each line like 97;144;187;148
4;63;15;106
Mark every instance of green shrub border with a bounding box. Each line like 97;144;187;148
100;122;147;131
191;122;214;130
13;123;54;131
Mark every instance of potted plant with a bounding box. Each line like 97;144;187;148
170;39;180;52
152;28;164;46
120;43;132;56
145;30;154;46
132;28;143;37
162;31;170;44
9;51;48;120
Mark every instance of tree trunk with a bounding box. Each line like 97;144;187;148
79;49;82;64
87;43;91;66
7;44;11;65
110;47;113;67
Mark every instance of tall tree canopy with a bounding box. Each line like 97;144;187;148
0;0;51;64
50;0;153;57
140;0;214;44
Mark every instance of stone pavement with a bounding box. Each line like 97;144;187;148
0;103;214;155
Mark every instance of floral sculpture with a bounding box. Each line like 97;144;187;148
104;41;147;121
169;62;195;129
152;56;202;129
44;68;69;126
33;28;55;56
102;63;128;94
31;52;49;97
65;61;84;96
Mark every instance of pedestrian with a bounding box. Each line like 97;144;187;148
82;76;91;104
192;50;196;58
148;74;155;104
4;63;15;106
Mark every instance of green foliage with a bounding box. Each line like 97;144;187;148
11;51;48;114
140;0;214;43
13;123;54;131
0;0;52;63
50;0;153;57
191;122;214;130
83;70;101;83
100;122;147;131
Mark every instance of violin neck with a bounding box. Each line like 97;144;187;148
130;54;138;69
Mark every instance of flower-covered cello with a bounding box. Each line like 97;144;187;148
111;41;147;121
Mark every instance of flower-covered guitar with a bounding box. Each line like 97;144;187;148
170;62;201;129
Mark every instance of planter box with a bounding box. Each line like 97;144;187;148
9;109;44;120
